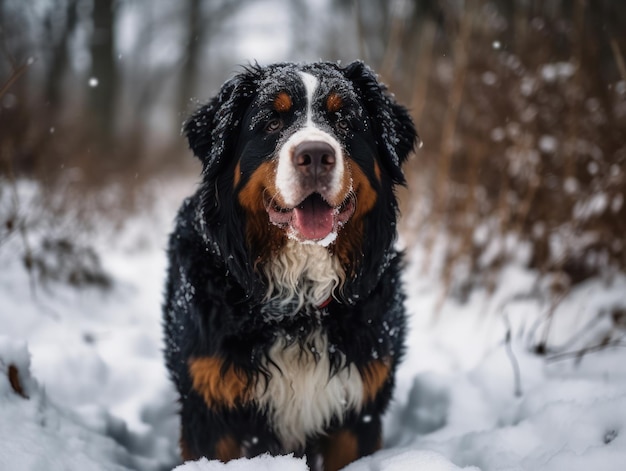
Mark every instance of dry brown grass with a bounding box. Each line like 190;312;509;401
387;2;626;303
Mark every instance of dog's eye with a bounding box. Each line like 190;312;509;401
336;119;350;131
265;118;282;133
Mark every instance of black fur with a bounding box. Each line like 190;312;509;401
163;61;417;469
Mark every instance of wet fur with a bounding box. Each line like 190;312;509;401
163;61;417;470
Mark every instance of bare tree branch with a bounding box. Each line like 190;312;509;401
0;59;31;98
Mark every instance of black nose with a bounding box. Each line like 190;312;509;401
292;141;336;177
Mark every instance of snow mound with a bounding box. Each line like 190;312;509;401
2;178;626;471
0;336;154;471
174;454;308;471
343;449;479;471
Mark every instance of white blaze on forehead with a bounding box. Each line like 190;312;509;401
274;72;345;207
299;71;318;125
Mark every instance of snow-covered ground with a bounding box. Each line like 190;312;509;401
1;178;625;471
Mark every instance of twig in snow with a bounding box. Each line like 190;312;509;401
533;286;568;355
546;335;626;364
0;360;29;399
503;314;523;398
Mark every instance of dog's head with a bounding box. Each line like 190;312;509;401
185;61;417;302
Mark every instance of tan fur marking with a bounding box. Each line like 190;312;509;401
234;161;242;188
237;160;285;262
350;161;378;219
215;435;242;462
179;433;196;461
374;161;382;182
331;160;377;269
322;429;359;471
238;161;277;212
188;357;251;409
326;92;343;113
274;91;293;112
361;359;390;403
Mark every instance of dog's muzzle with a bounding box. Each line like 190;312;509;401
268;136;355;243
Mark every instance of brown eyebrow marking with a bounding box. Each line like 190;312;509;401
326;92;343;112
273;91;292;112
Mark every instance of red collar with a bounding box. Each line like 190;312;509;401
318;297;333;309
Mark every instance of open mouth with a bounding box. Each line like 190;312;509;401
264;192;356;243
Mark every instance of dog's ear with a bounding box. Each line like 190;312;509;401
183;70;257;178
343;60;419;185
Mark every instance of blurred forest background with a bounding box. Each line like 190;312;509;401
1;0;625;328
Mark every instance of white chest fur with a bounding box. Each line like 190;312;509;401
255;330;364;450
261;241;345;317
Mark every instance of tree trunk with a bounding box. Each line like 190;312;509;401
178;0;203;115
46;0;78;112
89;0;117;146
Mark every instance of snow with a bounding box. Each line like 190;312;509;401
539;62;575;83
538;135;557;153
1;177;626;470
174;455;308;471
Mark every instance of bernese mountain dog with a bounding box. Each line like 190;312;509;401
163;61;418;471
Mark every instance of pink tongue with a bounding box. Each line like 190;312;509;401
293;194;335;240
